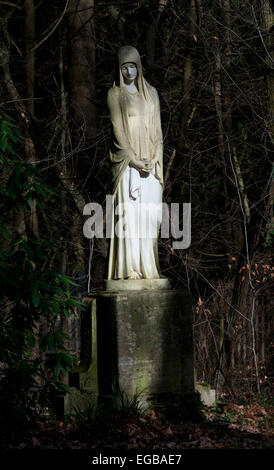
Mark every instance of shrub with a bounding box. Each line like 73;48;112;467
0;112;84;432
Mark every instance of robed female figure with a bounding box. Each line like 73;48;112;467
107;46;164;280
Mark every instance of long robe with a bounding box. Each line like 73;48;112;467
107;46;164;280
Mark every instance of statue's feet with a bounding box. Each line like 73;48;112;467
127;269;143;280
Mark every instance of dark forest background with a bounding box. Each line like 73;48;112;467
0;0;273;432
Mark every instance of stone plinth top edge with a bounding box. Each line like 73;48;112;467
104;278;171;291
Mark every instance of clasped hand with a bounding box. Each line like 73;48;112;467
130;157;157;174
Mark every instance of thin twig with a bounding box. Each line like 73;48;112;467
250;292;260;394
32;0;69;51
197;270;250;322
88;237;94;294
251;5;274;66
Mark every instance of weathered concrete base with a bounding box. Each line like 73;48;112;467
195;383;216;407
64;388;96;415
104;278;170;291
64;299;98;416
65;290;200;419
96;289;198;417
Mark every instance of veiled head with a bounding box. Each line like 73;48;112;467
117;45;151;102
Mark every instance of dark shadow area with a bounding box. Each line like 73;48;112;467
0;403;273;449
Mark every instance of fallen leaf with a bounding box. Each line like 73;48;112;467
138;417;147;423
32;436;41;448
164;426;173;436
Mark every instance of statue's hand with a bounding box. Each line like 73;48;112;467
130;157;157;174
140;159;158;173
130;158;147;172
141;161;153;172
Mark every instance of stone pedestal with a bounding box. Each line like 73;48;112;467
65;289;200;419
96;289;197;417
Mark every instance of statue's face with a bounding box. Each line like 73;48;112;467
121;62;137;84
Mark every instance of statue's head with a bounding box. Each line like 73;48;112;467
116;45;151;102
118;46;143;87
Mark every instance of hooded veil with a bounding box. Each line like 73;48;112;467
107;46;163;194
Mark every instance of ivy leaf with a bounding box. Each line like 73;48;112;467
27;197;34;207
32;292;40;307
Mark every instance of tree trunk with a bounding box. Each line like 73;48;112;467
261;0;274;144
146;0;168;75
0;38;39;237
180;0;197;147
24;1;39;236
25;0;35;117
69;0;96;145
214;48;227;192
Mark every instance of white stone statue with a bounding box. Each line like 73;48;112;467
107;45;164;281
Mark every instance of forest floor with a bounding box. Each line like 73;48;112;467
2;396;273;450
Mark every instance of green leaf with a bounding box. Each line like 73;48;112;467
32;292;40;307
27;197;34;207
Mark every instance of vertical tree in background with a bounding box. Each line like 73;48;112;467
25;0;35;118
180;0;197;149
24;0;39;237
66;0;97;280
261;0;274;142
146;0;168;76
69;0;96;146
